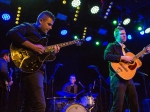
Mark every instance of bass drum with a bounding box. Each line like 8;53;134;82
61;103;87;112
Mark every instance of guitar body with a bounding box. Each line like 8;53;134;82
10;38;56;73
111;52;142;80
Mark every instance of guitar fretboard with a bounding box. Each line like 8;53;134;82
132;44;150;61
44;39;81;52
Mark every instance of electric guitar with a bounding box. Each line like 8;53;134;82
5;68;13;91
111;44;150;80
10;38;84;73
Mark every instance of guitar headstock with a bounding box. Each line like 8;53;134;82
143;44;150;54
76;38;85;46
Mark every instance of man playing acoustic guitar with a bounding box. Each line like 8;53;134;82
104;26;150;112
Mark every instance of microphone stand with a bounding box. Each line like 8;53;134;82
142;73;148;99
92;67;109;112
48;64;60;97
47;64;61;112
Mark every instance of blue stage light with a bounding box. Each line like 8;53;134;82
102;41;108;46
127;35;132;40
140;31;145;35
2;13;11;21
85;36;92;41
61;30;68;35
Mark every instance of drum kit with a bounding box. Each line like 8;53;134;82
47;91;98;112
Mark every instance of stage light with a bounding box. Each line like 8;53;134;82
140;31;145;35
98;28;107;35
16;14;20;17
102;41;108;46
123;18;131;25
56;13;67;21
62;1;66;4
103;2;113;19
2;13;11;21
74;18;77;21
95;41;100;46
74;35;78;40
60;30;68;35
137;26;143;31
16;18;19;20
127;35;132;40
112;20;118;25
145;28;150;34
18;7;21;10
0;0;11;5
71;0;81;8
91;6;99;14
85;36;92;42
15;6;22;24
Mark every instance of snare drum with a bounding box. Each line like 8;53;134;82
61;103;87;112
80;96;95;107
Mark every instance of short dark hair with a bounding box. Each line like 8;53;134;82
114;26;125;38
0;50;10;58
36;10;55;23
70;74;76;79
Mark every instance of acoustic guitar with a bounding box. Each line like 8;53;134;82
111;44;150;80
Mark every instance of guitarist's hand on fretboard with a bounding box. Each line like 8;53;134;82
53;45;60;54
145;46;150;54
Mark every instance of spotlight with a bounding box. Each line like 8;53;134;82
71;0;81;8
60;30;68;35
123;18;131;25
127;35;132;40
2;13;11;21
140;31;145;35
85;36;92;42
145;28;150;34
104;2;113;19
91;6;99;14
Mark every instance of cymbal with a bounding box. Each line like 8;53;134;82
46;97;75;100
84;93;98;98
56;91;76;97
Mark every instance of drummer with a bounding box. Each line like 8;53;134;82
62;74;78;94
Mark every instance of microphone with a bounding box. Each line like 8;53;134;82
93;80;96;89
78;81;85;88
88;65;97;68
137;71;148;76
56;63;63;66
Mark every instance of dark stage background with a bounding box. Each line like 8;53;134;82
0;0;150;112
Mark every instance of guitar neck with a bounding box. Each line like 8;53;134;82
133;44;150;61
45;39;80;52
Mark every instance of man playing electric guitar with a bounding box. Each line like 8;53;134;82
0;50;13;112
104;26;150;112
6;10;60;112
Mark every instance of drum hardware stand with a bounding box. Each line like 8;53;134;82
89;106;94;112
